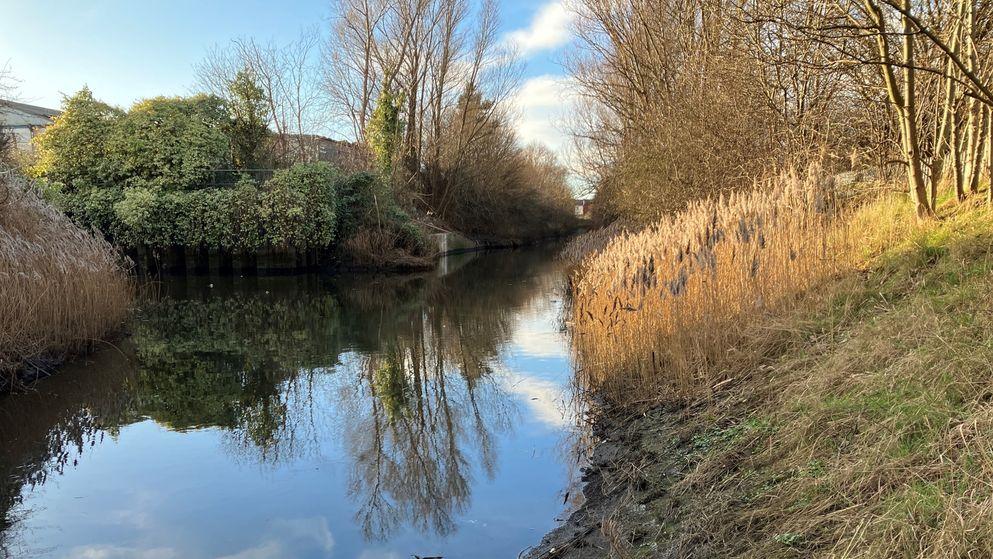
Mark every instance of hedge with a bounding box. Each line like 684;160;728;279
48;163;340;253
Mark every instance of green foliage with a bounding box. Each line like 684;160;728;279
31;87;427;259
31;87;123;188
110;95;231;189
367;88;404;174
114;187;184;247
334;171;429;256
56;184;126;239
107;163;339;251
263;162;340;249
335;171;383;238
227;69;271;168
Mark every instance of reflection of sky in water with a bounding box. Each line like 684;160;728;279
0;248;579;559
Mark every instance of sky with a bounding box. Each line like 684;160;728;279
0;0;578;168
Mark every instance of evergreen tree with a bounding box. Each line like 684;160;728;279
366;87;404;175
227;69;271;169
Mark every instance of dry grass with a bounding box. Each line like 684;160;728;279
565;191;993;557
654;199;993;557
561;221;631;265
570;165;916;403
0;169;132;380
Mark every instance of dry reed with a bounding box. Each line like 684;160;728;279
0;169;132;379
570;164;912;402
560;221;631;265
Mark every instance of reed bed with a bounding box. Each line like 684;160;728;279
560;221;631;265
0;169;132;380
571;165;912;403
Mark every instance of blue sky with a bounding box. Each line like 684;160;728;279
0;0;577;161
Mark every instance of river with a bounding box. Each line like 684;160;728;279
0;246;582;558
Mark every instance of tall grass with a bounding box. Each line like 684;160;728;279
0;169;132;380
571;165;913;403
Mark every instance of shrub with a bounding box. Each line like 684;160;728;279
109;95;230;190
114;187;184;248
108;164;340;252
39;181;125;239
263;162;339;249
335;171;382;239
30;88;123;188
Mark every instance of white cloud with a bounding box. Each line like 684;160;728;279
65;546;179;559
503;1;575;56
512;74;578;158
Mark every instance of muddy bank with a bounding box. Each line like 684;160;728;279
526;404;704;559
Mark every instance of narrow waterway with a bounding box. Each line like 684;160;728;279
0;247;582;558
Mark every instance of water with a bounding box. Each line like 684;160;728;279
0;247;581;559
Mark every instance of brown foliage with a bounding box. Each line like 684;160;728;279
0;170;132;378
570;165;911;403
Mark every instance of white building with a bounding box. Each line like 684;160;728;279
0;101;60;150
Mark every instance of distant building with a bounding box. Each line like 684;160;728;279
0;101;60;150
574;198;594;218
282;134;371;173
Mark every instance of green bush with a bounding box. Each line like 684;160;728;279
263;162;340;249
106;164;340;252
335;171;381;239
332;171;430;258
114;187;184;248
31;88;123;188
41;181;126;239
110;95;230;190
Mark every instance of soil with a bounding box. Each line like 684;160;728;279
525;405;700;559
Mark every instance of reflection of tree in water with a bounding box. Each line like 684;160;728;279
340;247;568;540
128;288;345;462
0;348;140;558
347;339;512;540
0;245;571;551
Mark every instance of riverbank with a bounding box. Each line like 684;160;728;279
122;229;581;277
534;197;993;557
0;170;131;391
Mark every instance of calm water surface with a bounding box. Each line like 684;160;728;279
0;247;581;559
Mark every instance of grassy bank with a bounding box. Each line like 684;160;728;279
0;170;131;385
552;186;993;557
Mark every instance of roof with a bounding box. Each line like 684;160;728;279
0;100;60;119
0;100;61;129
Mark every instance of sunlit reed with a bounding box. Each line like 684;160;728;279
569;165;910;403
0;170;132;378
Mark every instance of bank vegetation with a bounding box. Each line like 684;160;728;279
0;169;131;386
557;0;993;556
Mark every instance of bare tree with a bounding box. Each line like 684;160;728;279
195;31;324;165
0;61;21;165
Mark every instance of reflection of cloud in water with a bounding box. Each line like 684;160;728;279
501;370;573;429
357;551;402;559
513;327;567;359
511;304;568;360
216;541;283;559
216;517;334;559
64;545;179;559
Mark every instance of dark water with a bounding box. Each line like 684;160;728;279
0;247;581;559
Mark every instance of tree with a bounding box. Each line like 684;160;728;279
109;95;231;189
195;32;323;166
227;68;271;169
31;87;123;188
